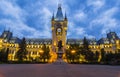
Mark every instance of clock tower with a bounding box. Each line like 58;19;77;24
51;4;68;58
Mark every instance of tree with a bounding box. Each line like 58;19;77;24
16;37;27;62
81;37;91;62
0;48;9;63
94;51;100;62
81;37;89;56
41;44;50;62
84;50;96;62
65;49;71;62
105;53;114;63
65;44;81;63
83;37;89;50
105;52;120;64
5;48;9;62
100;48;106;62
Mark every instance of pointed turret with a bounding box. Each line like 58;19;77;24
52;12;55;21
64;12;67;20
55;4;64;21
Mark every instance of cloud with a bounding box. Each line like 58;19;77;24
0;0;120;39
75;28;86;35
74;11;87;22
67;21;87;38
0;0;52;38
90;7;119;35
0;0;26;21
0;19;38;37
0;0;70;38
67;21;95;39
87;0;105;11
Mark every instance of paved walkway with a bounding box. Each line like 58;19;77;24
0;63;120;77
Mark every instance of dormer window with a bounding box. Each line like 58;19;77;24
3;34;7;38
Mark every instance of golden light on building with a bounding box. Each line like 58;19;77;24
71;50;76;54
0;2;119;63
51;27;54;30
64;27;67;30
39;50;44;54
54;42;56;46
49;51;57;63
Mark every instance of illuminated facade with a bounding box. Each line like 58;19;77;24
51;4;68;58
0;4;120;62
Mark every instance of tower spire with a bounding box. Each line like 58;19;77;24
55;1;63;21
52;12;54;20
58;2;61;8
65;12;67;20
58;0;61;7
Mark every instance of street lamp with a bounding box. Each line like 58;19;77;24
71;50;76;54
39;50;44;54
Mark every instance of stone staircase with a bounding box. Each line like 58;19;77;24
53;58;67;65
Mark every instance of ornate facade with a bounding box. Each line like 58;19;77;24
51;4;68;58
0;4;120;62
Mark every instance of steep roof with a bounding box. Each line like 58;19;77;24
55;4;64;21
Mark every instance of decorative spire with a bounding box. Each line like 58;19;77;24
58;0;61;8
52;12;54;20
55;3;64;21
58;3;61;8
65;12;67;20
3;27;5;32
8;27;10;32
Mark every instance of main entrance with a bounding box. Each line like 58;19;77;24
57;40;63;59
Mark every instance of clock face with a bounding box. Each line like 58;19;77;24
57;28;61;32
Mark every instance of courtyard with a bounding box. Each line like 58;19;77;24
0;62;120;77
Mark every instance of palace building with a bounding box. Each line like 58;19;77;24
0;4;120;62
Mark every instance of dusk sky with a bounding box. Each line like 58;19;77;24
0;0;120;39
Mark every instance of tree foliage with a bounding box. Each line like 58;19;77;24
0;48;9;63
16;37;27;62
65;37;100;63
65;44;81;63
40;44;51;62
81;37;96;62
100;48;106;62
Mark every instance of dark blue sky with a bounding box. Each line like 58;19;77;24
0;0;120;39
